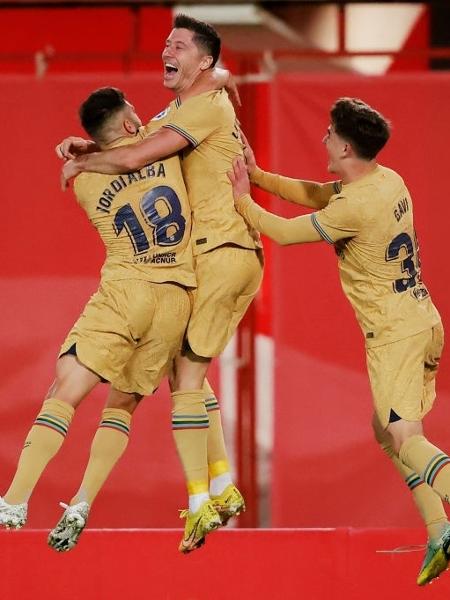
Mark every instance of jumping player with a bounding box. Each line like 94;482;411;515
56;15;263;553
228;98;450;586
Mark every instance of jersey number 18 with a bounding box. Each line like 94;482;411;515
113;185;186;254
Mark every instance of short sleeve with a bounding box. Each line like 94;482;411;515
311;195;362;244
163;94;223;147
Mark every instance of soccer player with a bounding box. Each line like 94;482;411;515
0;87;195;552
56;14;263;553
228;98;450;586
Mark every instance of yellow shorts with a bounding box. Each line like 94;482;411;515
366;323;444;428
59;279;190;396
187;246;263;357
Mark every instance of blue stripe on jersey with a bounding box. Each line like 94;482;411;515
311;213;334;245
163;124;198;148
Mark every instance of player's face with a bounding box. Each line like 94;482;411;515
162;28;212;93
323;124;345;174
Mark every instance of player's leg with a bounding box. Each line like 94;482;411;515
171;350;222;553
48;388;141;552
1;280;131;524
71;389;139;507
49;280;192;551
173;246;262;551
373;412;447;541
372;324;450;584
393;326;450;504
204;378;245;524
389;416;450;585
197;247;262;524
0;354;100;529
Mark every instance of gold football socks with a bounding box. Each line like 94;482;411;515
400;435;450;505
203;379;233;496
381;441;447;539
4;398;74;504
171;390;210;505
70;408;131;506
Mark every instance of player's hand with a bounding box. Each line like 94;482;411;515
55;136;94;161
224;72;241;108
60;159;81;191
240;132;257;175
213;67;241;108
228;156;250;201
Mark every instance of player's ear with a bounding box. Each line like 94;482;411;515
124;119;138;135
200;55;213;71
342;142;352;157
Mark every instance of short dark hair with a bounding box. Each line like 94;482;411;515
331;97;391;160
174;14;221;67
79;87;126;139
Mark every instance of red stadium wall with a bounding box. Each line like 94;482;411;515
0;6;172;73
269;73;450;529
1;72;450;534
3;528;450;600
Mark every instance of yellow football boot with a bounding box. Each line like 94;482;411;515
179;499;222;554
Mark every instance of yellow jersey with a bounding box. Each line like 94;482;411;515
312;165;440;347
74;130;196;288
150;89;261;255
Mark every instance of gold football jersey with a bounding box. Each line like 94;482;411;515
312;165;440;346
74;130;196;287
149;89;261;255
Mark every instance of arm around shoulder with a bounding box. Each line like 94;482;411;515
74;127;190;175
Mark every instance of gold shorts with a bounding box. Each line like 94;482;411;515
366;323;444;428
187;246;263;357
59;279;190;395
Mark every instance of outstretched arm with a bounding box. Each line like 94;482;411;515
241;132;336;210
228;157;322;245
61;127;189;189
251;169;337;211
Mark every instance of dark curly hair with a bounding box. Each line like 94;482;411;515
331;98;391;160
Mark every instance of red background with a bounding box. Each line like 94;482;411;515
1;72;449;534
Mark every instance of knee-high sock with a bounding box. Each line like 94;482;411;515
203;380;230;474
171;390;209;495
4;398;74;504
400;435;450;505
381;441;447;539
70;408;131;506
203;380;233;496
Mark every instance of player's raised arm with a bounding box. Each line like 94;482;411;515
241;131;336;210
228;156;322;245
60;127;189;189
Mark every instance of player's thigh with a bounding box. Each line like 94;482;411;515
187;246;263;357
48;354;101;407
115;283;191;396
366;329;434;429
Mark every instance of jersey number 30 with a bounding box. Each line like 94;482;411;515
113;185;186;254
